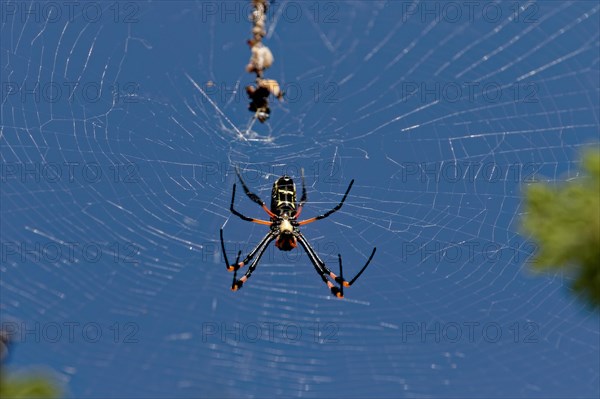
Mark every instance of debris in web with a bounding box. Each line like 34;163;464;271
246;0;284;123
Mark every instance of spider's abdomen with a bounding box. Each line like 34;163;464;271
271;176;296;215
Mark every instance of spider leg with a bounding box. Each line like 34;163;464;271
296;233;344;298
220;230;274;271
297;179;354;226
337;254;344;297
339;247;376;288
295;168;307;218
235;166;277;218
230;250;242;288
229;184;272;225
232;234;277;291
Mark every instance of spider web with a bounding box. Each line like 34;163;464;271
1;1;599;398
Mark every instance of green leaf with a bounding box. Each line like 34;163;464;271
0;372;61;399
521;147;600;308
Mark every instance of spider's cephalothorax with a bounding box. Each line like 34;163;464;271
274;214;297;251
219;166;376;298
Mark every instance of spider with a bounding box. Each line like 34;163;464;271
219;166;376;298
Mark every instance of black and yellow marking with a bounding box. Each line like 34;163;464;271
271;176;297;214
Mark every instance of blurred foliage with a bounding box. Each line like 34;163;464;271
0;331;62;399
522;148;600;308
0;372;61;399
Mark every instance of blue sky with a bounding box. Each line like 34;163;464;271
1;1;599;398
